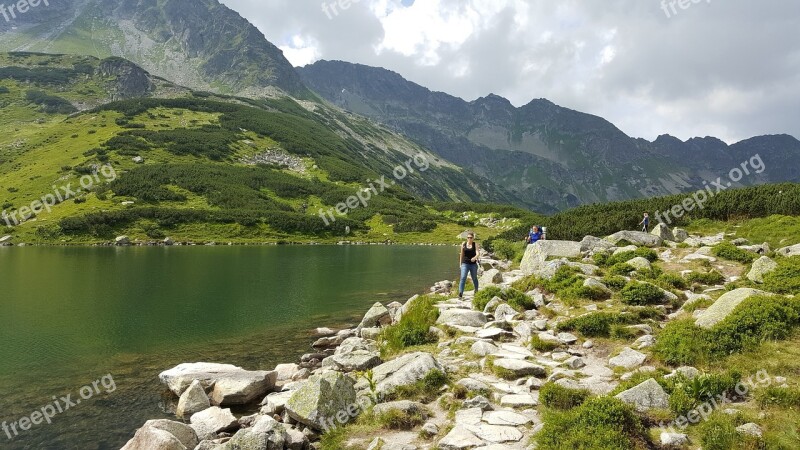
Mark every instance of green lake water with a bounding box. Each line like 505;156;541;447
0;245;457;449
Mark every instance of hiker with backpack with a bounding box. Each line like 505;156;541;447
525;225;543;244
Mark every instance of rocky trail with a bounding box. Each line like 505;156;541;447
120;224;800;450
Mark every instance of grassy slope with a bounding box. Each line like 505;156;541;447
0;53;522;245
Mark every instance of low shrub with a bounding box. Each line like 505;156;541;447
620;282;665;305
686;270;726;285
654;296;800;364
504;287;535;311
634;247;659;262
473;286;502;311
558;312;620;338
666;371;742;415
712;241;757;264
762;256;800;295
653;319;713;366
656;273;688;290
609;263;635;276
540;382;590;410
713;296;800;355
490;239;526;262
536;396;651;450
601;275;627;290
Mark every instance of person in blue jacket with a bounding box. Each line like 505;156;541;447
525;225;543;244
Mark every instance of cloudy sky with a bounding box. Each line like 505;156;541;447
219;0;800;143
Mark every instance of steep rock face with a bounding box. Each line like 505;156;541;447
1;0;310;98
98;57;154;99
299;60;800;211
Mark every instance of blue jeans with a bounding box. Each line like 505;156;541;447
459;263;479;295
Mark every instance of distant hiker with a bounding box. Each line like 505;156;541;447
525;225;543;244
458;232;480;299
639;213;650;232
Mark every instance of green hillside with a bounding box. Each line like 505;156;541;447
0;53;522;245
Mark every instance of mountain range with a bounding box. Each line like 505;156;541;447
1;0;798;216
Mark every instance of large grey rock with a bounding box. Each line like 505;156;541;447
324;337;382;371
615;378;670;412
438;425;485;450
224;415;288;450
480;268;504;286
627;257;652;271
0;235;12;245
606;231;663;248
661;432;689;446
115;235;130;246
672;228;689;243
609;348;647;369
736;423;763;438
160;363;276;406
464;423;523;443
491;359;546;378
354;352;444;396
493;303;518;319
650;223;675;242
190;407;238;440
176;380;210;419
284;371;357;431
776;243;800;257
121;420;199;450
358;302;391;329
437;309;488;328
580;235;615;252
695;288;772;329
520;240;582;274
471;340;499;357
482;410;531;426
747;256;778;283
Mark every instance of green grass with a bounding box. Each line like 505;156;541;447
379;295;440;357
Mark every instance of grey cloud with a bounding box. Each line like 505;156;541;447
220;0;800;142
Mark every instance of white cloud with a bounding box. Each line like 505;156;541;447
221;0;800;143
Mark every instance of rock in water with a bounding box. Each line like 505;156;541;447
159;362;277;406
358;302;391;329
614;378;670;412
695;288;772;329
285;371;358;431
121;420;198;450
224;415;288;449
190;407;238;440
176;380;210;419
747;256;778;283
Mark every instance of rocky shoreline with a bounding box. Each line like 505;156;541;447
119;225;800;450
